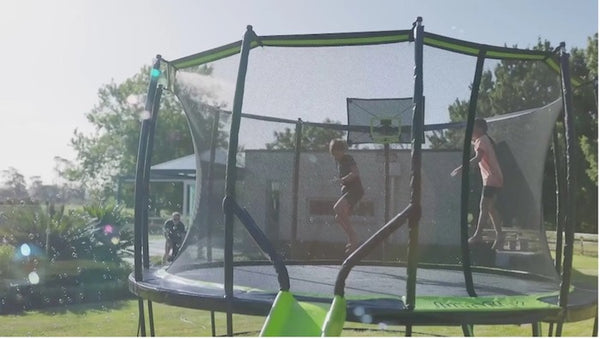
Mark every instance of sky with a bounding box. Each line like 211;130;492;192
0;0;597;185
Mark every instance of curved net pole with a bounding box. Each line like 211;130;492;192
133;56;162;336
406;16;424;312
551;128;566;274
555;42;577;337
223;26;256;337
142;84;163;337
458;49;486;297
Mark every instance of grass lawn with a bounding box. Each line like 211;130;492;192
0;254;596;337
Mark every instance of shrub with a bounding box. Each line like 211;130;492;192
0;244;13;277
0;200;132;265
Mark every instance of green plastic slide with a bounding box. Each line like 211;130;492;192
259;291;347;337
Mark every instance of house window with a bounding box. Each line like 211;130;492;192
308;199;374;217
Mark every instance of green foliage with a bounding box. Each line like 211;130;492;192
67;64;228;214
0;244;14;278
265;118;345;151
0;201;132;265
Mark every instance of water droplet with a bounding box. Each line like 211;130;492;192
360;314;373;324
353;306;365;316
28;272;40;285
20;244;31;256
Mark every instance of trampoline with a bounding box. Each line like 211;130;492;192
129;17;597;336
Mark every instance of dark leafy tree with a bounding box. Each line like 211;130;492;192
68;64;226;214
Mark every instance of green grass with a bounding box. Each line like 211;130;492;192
0;254;596;337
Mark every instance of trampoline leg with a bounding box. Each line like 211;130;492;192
531;322;541;336
148;301;155;336
593;306;598;337
137;298;146;336
226;311;233;337
210;311;216;337
461;324;474;337
548;322;554;336
555;321;564;337
405;325;412;337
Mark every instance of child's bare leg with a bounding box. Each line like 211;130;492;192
469;195;490;244
163;240;171;263
333;197;358;247
488;198;504;249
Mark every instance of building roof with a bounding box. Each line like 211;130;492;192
122;149;244;182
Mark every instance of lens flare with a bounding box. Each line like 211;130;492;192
352;306;365;316
139;110;151;121
20;244;31;257
150;68;161;78
28;272;40;285
126;94;140;106
103;224;114;235
360;314;373;324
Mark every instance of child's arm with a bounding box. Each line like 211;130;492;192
450;151;483;176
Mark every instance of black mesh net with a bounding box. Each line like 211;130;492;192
160;38;562;297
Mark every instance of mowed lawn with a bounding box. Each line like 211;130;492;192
0;254;596;337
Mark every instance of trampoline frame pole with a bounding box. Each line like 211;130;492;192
143;85;163;270
205;109;220;263
133;56;162;336
459;50;486;297
383;142;390;260
406;16;424;311
223;25;255;337
551;129;565;274
291;119;302;255
556;42;577;336
134;55;162;281
142;84;162;338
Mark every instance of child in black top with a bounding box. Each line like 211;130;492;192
163;212;186;263
329;139;364;254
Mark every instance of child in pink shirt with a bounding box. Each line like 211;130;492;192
451;118;504;250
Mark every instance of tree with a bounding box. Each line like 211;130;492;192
68;65;225;212
0;167;29;202
265;118;345;151
434;38;598;233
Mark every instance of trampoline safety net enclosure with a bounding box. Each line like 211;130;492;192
129;21;588;328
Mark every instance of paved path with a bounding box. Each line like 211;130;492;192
123;236;165;265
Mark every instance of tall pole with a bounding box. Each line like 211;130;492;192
551;129;565;273
290;119;302;256
383;143;391;260
143;85;163;270
406;16;424;312
133;55;162;337
223;26;255;337
556;42;577;337
459;50;486;297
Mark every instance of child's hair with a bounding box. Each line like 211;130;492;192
474;118;488;133
329;139;347;154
